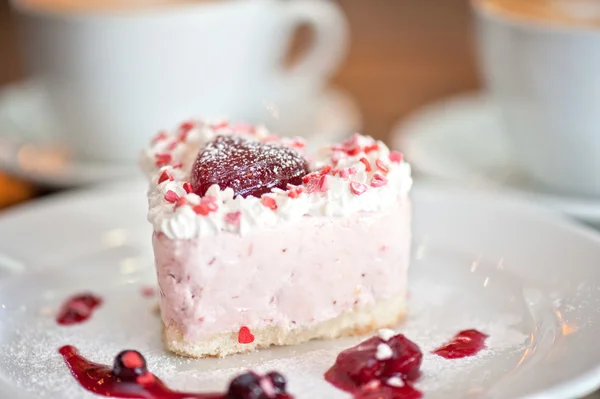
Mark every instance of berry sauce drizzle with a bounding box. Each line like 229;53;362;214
56;293;103;326
432;329;489;359
324;331;423;399
59;345;293;399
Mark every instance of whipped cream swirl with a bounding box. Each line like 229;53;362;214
140;120;412;239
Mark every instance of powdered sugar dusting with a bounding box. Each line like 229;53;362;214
0;246;535;399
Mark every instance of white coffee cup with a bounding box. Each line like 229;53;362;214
473;1;600;197
12;0;348;162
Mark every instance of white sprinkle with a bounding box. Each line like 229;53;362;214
378;328;396;341
386;377;405;387
375;343;393;360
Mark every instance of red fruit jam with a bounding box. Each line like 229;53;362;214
432;329;488;359
325;333;423;399
56;293;103;326
59;346;293;399
190;135;310;198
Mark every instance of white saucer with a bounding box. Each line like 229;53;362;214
392;93;600;226
1;180;600;398
0;81;361;189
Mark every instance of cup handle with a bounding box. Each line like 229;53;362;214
277;0;349;87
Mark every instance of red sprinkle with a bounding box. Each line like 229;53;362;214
238;326;255;344
370;173;388;188
164;190;179;203
178;121;195;140
359;157;372;172
151;131;168;144
346;146;361;156
192;204;210;216
350;181;368;196
172;163;183;169
302;172;319;184
158;170;173;184
318;175;328;192
193;199;218;216
364;143;379;153
389;151;404;163
155;153;172;167
225;211;241;225
261;196;278;210
175;197;187;208
320;165;333;175
182;182;193;194
376;159;389;174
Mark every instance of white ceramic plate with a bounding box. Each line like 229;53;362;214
0;81;360;188
0;180;600;399
391;93;600;226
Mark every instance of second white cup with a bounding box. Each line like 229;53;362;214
474;2;600;198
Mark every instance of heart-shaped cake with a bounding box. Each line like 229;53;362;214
190;135;310;198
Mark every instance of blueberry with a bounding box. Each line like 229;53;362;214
266;371;286;394
112;350;148;380
226;372;265;399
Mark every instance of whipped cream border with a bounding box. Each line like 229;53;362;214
140;120;412;239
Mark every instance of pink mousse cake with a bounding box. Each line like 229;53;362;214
140;121;413;358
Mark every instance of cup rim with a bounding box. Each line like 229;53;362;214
9;0;257;20
471;0;600;36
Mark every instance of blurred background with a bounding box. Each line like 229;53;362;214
0;0;599;230
0;0;479;208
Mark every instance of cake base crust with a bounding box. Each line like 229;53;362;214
162;295;405;358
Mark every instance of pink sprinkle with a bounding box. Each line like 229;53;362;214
359;157;372;172
183;182;193;194
155;153;172;167
151;131;168;144
261;196;277;210
225;211;241;225
140;286;156;297
231;123;255;134
350;181;368;196
291;140;305;149
211;121;229;130
389;151;404;163
318;175;328;192
172;163;183;169
304;177;320;194
167;141;178;151
370;173;388;187
157;170;173;184
376;159;389;174
339;167;357;179
164;190;179;203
